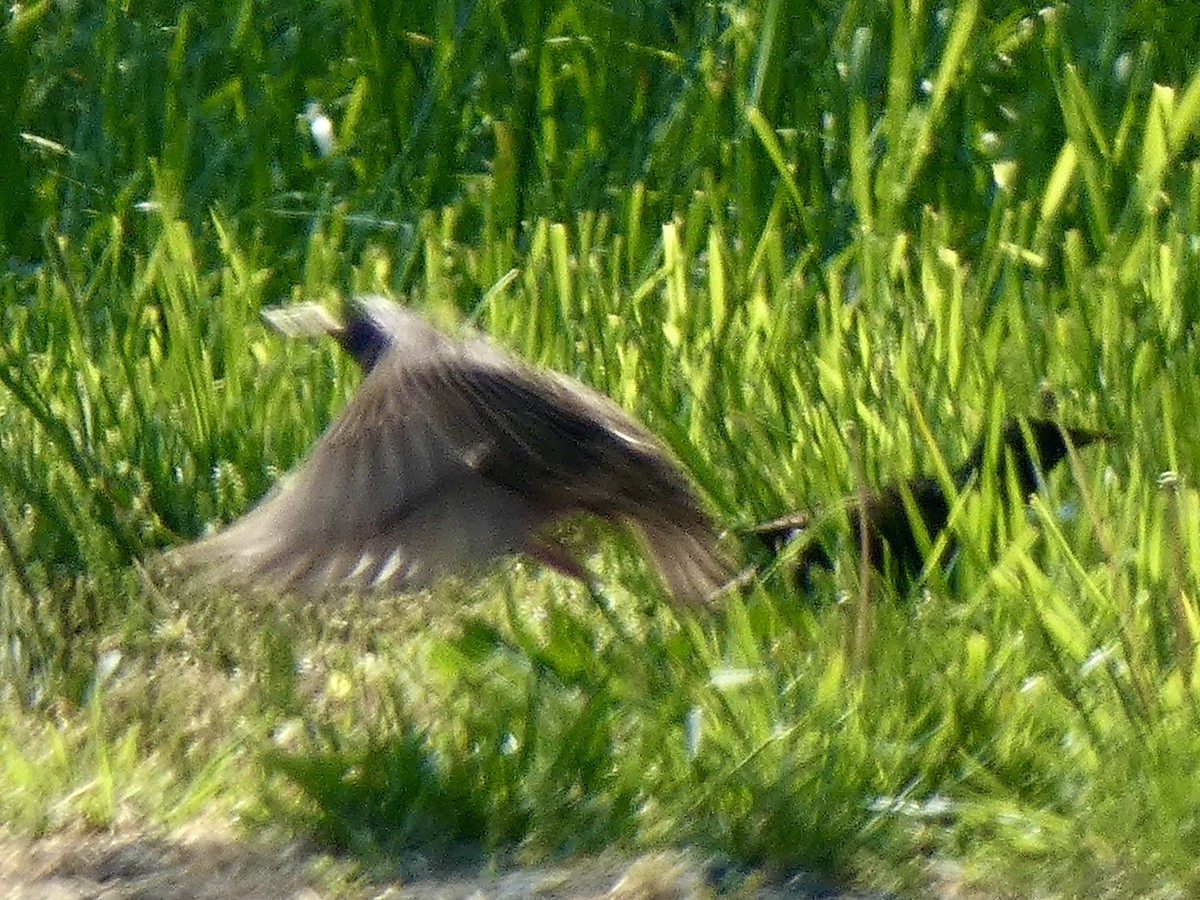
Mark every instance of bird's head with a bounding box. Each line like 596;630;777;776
336;295;405;372
261;294;426;374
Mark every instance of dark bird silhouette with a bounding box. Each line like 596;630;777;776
171;296;728;606
750;419;1108;588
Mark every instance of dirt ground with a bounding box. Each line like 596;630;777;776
0;827;895;900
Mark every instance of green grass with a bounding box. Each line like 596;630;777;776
2;0;1200;895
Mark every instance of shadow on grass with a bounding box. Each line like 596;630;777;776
262;727;499;865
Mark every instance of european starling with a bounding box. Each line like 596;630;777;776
751;419;1107;587
172;296;728;606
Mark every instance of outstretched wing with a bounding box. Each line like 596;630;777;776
401;330;728;603
174;305;728;604
170;315;540;594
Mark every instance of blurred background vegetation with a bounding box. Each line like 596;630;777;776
2;0;1200;895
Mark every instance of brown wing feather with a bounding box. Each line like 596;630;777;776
430;336;707;514
397;331;728;603
171;318;539;593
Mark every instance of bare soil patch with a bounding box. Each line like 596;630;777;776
0;827;886;899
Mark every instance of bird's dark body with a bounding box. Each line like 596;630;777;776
752;419;1107;588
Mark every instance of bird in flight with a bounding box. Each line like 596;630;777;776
171;295;728;607
750;418;1108;588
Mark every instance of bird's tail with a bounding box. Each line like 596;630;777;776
634;518;731;607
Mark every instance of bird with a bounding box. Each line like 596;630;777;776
170;295;728;607
749;418;1108;588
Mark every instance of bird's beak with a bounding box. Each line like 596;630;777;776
260;303;344;339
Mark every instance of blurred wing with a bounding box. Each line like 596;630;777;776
425;338;694;512
404;336;730;603
171;329;540;594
